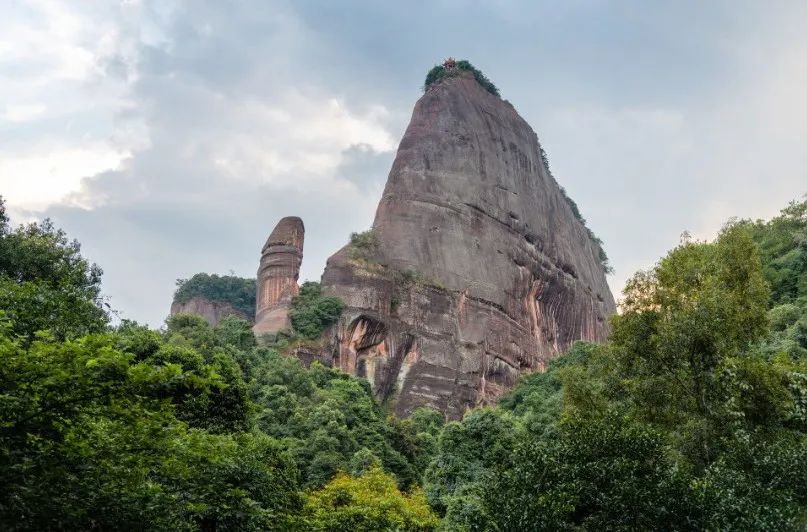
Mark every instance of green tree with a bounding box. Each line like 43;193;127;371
304;464;438;531
250;350;420;488
158;314;253;433
214;314;258;351
0;197;108;342
739;199;806;306
0;321;301;530
739;199;807;361
477;415;696;531
498;341;597;436
423;408;516;515
288;282;344;340
547;208;807;528
586;224;771;467
423;59;499;97
695;432;807;530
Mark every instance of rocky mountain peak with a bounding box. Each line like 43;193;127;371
320;62;616;418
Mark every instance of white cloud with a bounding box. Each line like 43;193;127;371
2;104;47;122
2;0;805;327
208;93;394;186
0;1;160;214
0;0;98;84
0;143;129;211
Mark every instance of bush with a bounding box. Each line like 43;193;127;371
251;352;423;489
349;229;380;262
288;282;345;340
423;59;500;97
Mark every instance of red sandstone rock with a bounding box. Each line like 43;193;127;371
321;71;616;419
253;216;304;336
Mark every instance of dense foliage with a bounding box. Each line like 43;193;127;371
174;273;256;318
244;343;436;488
0;198;107;343
1;195;804;530
426;199;807;530
0;315;302;530
288;281;345;340
424;59;500;97
305;465;438;531
0;208;435;530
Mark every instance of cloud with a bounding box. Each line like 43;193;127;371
0;142;128;211
2;0;805;327
3;104;47;122
1;1;399;326
335;144;395;188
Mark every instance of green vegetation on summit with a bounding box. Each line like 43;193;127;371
174;273;256;317
424;58;500;97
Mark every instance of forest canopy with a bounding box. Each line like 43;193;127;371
0;196;805;530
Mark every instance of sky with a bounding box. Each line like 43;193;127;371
1;0;805;327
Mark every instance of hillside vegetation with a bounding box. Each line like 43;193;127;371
0;196;804;530
174;273;256;317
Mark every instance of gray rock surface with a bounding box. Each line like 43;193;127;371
253;216;304;336
169;296;250;327
321;71;616;419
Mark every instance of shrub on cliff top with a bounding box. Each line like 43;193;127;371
424;59;500;97
349;229;380;262
174;273;256;318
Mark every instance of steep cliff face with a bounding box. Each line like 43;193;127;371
253;217;304;336
321;70;616;419
169;296;250;327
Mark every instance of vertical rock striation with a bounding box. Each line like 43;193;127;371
321;70;616;419
253;216;305;336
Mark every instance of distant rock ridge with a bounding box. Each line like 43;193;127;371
168;272;256;327
320;69;616;418
253;216;305;336
169;296;250;327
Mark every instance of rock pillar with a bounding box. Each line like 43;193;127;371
253;216;304;336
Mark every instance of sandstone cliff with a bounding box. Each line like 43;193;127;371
169;296;250;327
253;217;304;336
169;272;256;327
321;69;616;419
